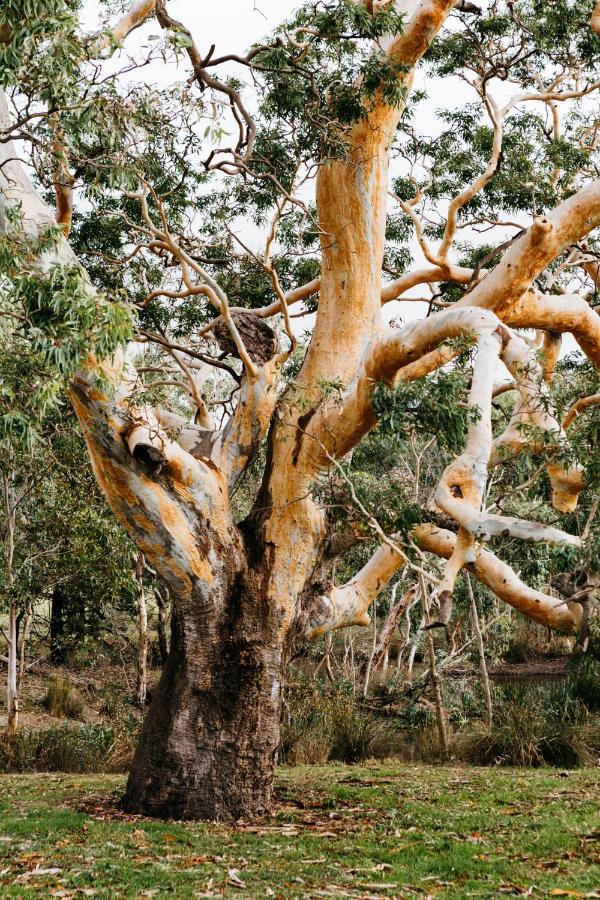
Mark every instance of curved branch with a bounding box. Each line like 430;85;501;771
414;524;581;635
437;94;503;261
503;292;600;368
563;393;600;430
305;514;583;639
304;541;416;639
456;181;600;317
490;329;585;513
91;1;156;55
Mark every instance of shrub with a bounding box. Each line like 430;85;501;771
329;695;400;763
281;678;401;765
568;656;600;712
454;682;600;768
0;722;139;774
44;677;85;720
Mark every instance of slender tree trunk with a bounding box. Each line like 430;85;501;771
397;605;413;670
419;574;449;757
156;585;170;665
362;596;378;698
2;470;18;740
6;603;18;740
466;573;493;730
134;552;149;707
17;601;32;688
50;584;67;665
381;648;389;677
368;585;417;678
407;635;419;678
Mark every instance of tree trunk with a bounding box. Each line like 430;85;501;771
134;552;149;707
3;470;18;740
466;574;493;730
419;574;449;757
123;573;283;821
17;601;32;688
6;603;18;740
50;584;67;665
156;585;170;665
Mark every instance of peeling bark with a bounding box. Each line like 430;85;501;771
2;0;600;820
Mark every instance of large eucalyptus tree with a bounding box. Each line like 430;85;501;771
1;0;599;819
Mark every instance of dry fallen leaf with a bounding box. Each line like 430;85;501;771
227;868;246;889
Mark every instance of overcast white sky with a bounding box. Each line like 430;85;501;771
84;1;578;355
89;1;303;55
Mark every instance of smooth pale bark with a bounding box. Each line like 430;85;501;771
315;520;582;638
502;292;600;368
490;329;584;513
591;0;600;35
563;393;600;430
17;602;32;688
419;574;449;756
2;471;18;740
454;187;600;316
6;605;18;740
414;524;581;634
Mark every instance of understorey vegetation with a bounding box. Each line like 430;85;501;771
1;0;600;822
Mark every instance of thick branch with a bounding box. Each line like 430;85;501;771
414;524;581;634
592;0;600;35
304;541;413;638
212;359;281;490
455;182;600;317
297;0;455;394
503;292;600;368
563;393;600;430
90;1;156;54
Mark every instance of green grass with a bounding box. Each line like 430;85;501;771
0;765;598;897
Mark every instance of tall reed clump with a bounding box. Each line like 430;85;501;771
280;678;402;765
455;671;600;768
0;721;140;773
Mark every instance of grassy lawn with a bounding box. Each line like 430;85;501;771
0;765;598;898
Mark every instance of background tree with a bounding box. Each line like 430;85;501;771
0;0;599;819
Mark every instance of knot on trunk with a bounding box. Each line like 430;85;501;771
213;313;279;365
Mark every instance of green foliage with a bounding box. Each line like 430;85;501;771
372;366;479;453
0;0;83;103
0;407;136;634
0;221;130;450
0;723;136;773
281;678;401;765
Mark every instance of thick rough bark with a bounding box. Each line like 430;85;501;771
123;566;283;821
156;585;170;665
